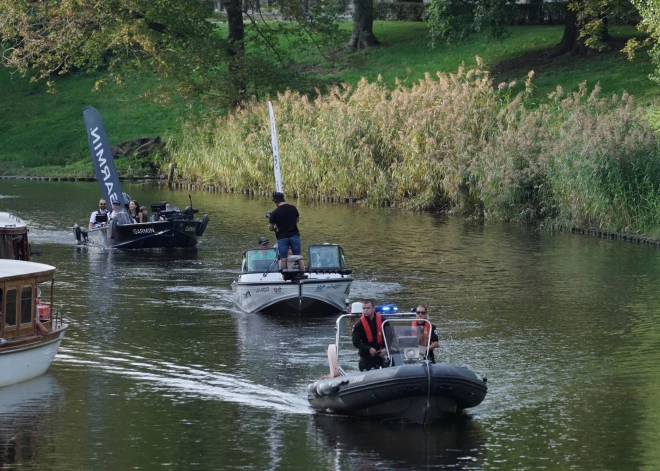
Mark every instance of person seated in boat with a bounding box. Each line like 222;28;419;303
109;200;122;218
88;198;110;229
128;200;143;224
140;206;150;222
352;299;395;372
413;305;439;363
248;236;277;270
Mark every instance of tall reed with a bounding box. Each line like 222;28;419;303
170;60;660;233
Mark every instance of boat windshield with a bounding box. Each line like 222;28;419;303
308;244;346;270
242;248;279;273
382;319;434;366
333;313;431;373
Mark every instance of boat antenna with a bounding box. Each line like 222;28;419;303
188;194;193;208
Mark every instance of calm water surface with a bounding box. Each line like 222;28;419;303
1;179;659;470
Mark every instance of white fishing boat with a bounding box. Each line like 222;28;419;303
0;260;67;387
232;244;353;314
0;212;31;261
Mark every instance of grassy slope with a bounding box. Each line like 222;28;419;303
0;22;657;174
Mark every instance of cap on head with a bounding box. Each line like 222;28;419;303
258;236;269;245
272;192;285;203
112;201;121;206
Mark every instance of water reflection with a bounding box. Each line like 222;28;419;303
0;375;62;467
310;414;486;470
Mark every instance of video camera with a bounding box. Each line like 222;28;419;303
266;211;272;220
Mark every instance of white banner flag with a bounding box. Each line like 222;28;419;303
268;101;283;193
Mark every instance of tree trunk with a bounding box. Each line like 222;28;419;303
226;0;247;107
554;9;587;55
347;0;379;50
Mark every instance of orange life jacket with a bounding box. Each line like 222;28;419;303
361;314;383;347
412;320;431;345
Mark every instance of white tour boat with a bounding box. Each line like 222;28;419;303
0;260;67;387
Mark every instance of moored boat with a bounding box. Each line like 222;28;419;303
0;212;31;261
307;307;487;424
0;260;67;387
232;244;353;314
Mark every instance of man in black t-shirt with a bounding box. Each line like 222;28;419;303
268;192;305;271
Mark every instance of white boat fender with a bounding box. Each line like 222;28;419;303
328;344;340;378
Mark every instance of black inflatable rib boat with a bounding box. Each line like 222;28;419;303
307;309;487;424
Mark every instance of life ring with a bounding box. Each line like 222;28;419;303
327;344;340;378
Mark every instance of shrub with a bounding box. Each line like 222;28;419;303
171;61;660;232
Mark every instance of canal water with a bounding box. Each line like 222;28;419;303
1;179;660;470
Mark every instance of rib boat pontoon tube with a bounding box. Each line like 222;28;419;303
232;244;353;314
307;307;487;424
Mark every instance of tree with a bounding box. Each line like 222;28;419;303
348;0;379;50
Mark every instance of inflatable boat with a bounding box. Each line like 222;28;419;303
307;307;487;424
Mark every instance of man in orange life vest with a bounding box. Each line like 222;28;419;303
352;299;393;371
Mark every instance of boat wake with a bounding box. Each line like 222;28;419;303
55;344;312;414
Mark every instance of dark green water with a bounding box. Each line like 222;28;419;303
1;179;660;470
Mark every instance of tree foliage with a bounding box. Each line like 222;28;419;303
626;0;660;84
0;0;345;108
428;0;514;46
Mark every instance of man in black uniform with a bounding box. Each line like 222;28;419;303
268;192;305;271
352;299;392;371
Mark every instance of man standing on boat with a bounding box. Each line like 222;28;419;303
352;299;391;371
88;199;110;229
268;192;305;271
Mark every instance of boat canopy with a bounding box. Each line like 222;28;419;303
241;248;279;273
0;212;27;231
308;244;347;270
0;260;56;283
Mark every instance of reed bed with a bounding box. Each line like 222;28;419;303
170;59;660;233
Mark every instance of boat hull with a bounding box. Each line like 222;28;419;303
0;327;66;388
307;363;487;424
76;220;203;249
232;275;352;314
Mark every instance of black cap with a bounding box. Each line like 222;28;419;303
258;236;268;245
111;201;121;206
272;192;285;203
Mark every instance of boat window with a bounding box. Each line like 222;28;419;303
0;235;15;259
245;249;278;272
5;288;17;328
20;285;33;325
309;245;341;269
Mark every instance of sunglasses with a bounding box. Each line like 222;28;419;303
416;311;427;315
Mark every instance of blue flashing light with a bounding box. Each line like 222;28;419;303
375;304;399;314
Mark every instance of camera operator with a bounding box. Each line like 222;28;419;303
268;192;305;271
